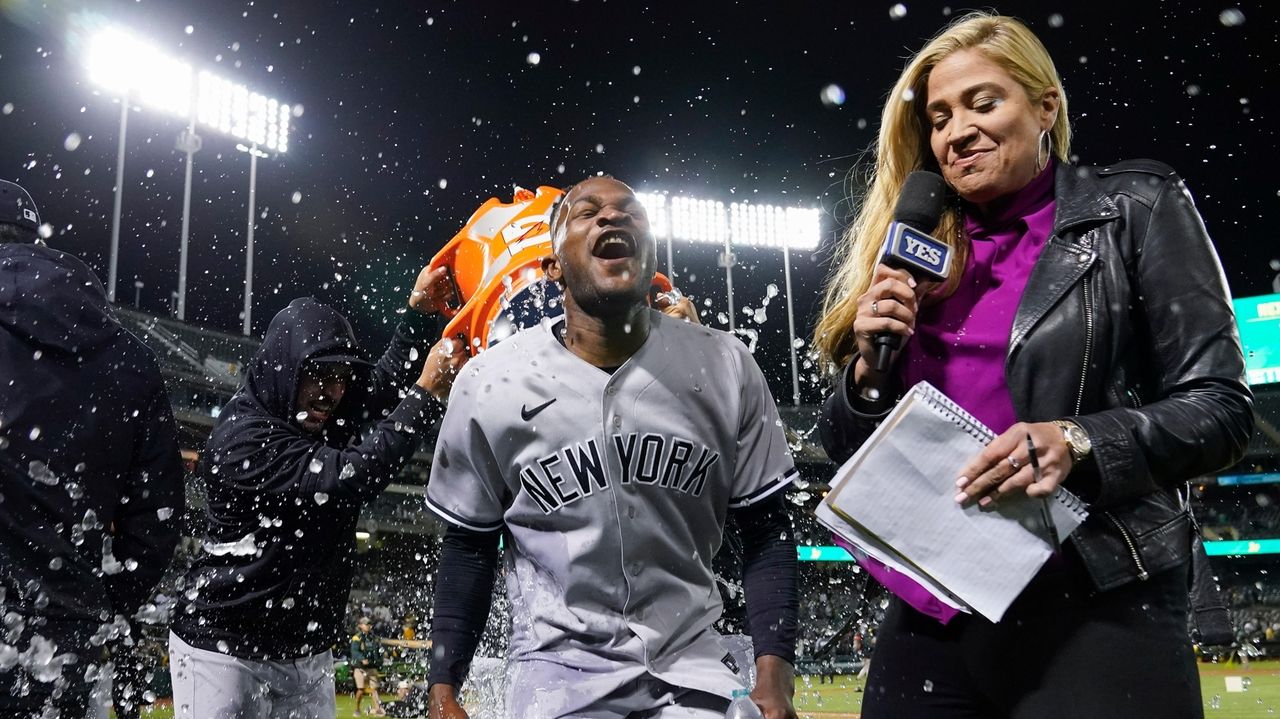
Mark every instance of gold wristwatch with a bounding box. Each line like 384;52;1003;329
1051;420;1092;463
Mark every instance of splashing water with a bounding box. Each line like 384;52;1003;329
28;461;58;486
203;533;259;557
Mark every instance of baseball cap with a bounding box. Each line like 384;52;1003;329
0;179;40;232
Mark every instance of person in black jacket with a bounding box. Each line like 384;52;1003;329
812;13;1253;719
168;266;467;719
0;179;186;718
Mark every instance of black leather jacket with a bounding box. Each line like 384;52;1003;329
820;160;1254;594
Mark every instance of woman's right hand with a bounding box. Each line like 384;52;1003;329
428;684;470;719
851;263;924;390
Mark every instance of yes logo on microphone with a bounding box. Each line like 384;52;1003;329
881;224;951;281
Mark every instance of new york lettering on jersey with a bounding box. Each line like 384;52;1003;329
517;433;721;514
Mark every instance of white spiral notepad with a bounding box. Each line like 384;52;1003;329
820;381;1089;622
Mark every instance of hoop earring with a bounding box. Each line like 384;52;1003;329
1036;130;1051;173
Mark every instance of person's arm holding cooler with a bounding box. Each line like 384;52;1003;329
212;337;467;503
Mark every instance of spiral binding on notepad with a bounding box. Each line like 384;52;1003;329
916;381;995;444
1051;488;1090;519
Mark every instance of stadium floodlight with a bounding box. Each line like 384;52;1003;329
85;27;192;117
637;190;822;405
636;192;820;251
83;25;293;326
197;70;292;154
84;25;192;303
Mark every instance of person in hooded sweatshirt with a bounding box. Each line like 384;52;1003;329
0;179;186;718
168;263;467;719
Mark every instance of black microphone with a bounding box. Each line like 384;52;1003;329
873;171;951;372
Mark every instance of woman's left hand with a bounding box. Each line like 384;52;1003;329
955;421;1074;507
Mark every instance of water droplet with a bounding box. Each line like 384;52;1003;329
1047;13;1064;28
526;51;541;66
63;133;82;151
308;458;324;473
291;191;302;204
28;460;58;485
296;411;309;422
1220;8;1245;26
313;492;329;505
820;84;846;107
28;426;41;440
889;3;907;19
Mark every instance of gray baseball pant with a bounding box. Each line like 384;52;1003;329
168;631;336;719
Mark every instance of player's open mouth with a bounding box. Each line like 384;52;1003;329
591;230;636;260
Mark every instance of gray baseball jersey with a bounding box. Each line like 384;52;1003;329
426;309;796;713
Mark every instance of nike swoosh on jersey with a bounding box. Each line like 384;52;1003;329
521;398;557;421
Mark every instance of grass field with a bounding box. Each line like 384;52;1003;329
122;661;1280;718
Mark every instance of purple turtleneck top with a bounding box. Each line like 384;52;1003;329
898;162;1057;433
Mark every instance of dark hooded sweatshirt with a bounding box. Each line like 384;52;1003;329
172;297;441;660
0;243;185;652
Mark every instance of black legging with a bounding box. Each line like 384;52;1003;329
862;552;1201;719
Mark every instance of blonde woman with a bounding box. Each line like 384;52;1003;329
814;13;1252;719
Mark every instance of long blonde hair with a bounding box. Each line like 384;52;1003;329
813;12;1071;371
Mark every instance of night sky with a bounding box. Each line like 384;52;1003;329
1;0;1276;402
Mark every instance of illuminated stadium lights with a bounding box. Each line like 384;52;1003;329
197;71;292;154
86;28;293;153
638;192;820;251
731;202;824;251
85;27;191;117
633;192;668;239
671;196;728;246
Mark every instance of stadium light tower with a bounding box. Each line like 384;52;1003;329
84;26;293;329
635;192;821;406
84;27;190;303
196;67;294;334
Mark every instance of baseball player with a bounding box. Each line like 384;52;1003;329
424;176;800;719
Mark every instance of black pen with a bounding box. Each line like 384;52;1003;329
1026;433;1061;553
